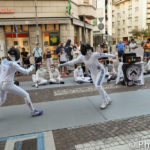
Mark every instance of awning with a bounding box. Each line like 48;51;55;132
0;17;71;25
72;18;93;30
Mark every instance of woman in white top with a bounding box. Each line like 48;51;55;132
58;47;68;77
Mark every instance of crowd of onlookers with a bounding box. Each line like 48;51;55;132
2;38;150;88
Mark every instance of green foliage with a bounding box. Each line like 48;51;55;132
131;29;150;37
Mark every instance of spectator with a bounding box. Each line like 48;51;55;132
56;41;65;54
44;46;53;71
129;39;138;53
49;64;64;84
143;38;150;62
21;47;30;68
32;64;48;88
58;47;68;77
116;41;126;62
65;39;73;61
74;65;91;84
107;60;117;82
32;43;42;71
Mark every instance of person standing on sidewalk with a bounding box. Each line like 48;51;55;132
129;39;138;54
32;43;43;71
58;47;68;77
59;43;115;109
116;41;126;62
143;38;150;62
44;46;53;71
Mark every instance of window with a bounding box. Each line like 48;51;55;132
84;0;89;3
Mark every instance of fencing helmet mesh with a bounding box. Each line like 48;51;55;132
81;43;92;56
8;47;20;61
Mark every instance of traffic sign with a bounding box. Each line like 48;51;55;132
98;23;104;30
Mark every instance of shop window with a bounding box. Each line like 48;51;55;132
47;25;54;31
5;25;11;32
22;25;28;32
42;24;45;32
49;32;59;46
55;24;59;31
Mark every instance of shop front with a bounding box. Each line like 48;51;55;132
5;25;30;53
42;24;60;59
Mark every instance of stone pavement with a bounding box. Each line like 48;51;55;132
1;115;150;150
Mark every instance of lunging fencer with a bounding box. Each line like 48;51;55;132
32;64;48;88
59;43;115;109
74;65;91;84
0;47;43;117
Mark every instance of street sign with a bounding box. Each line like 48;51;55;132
98;23;104;30
98;17;104;23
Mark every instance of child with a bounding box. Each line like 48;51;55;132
49;64;64;84
58;48;68;77
32;64;48;88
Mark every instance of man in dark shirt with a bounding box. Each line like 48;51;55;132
21;47;30;67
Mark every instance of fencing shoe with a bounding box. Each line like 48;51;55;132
107;99;112;105
32;110;43;117
100;101;109;109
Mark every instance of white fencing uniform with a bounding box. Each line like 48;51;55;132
64;52;114;102
49;68;64;83
144;60;150;74
32;68;48;86
74;67;91;83
0;59;35;112
116;62;124;84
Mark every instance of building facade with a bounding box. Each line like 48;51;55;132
93;0;112;47
0;0;96;58
112;0;147;43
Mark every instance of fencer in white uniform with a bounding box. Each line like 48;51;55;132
74;65;91;84
59;43;115;109
0;47;43;117
49;64;64;84
32;65;48;88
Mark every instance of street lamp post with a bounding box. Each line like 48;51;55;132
35;0;39;44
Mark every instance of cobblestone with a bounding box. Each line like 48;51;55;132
53;114;150;150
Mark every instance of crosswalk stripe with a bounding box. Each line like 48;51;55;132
44;131;56;150
4;139;16;150
4;136;37;150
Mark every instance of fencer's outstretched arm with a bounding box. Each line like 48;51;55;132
93;52;115;59
14;63;34;74
59;55;83;67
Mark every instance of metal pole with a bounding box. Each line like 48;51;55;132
83;15;86;43
35;0;39;43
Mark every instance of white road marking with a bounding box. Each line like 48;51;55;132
44;131;56;150
53;85;124;96
4;136;37;150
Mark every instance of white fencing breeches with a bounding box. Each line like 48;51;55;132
32;74;48;85
75;77;91;83
94;69;110;101
49;78;63;83
0;82;35;112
